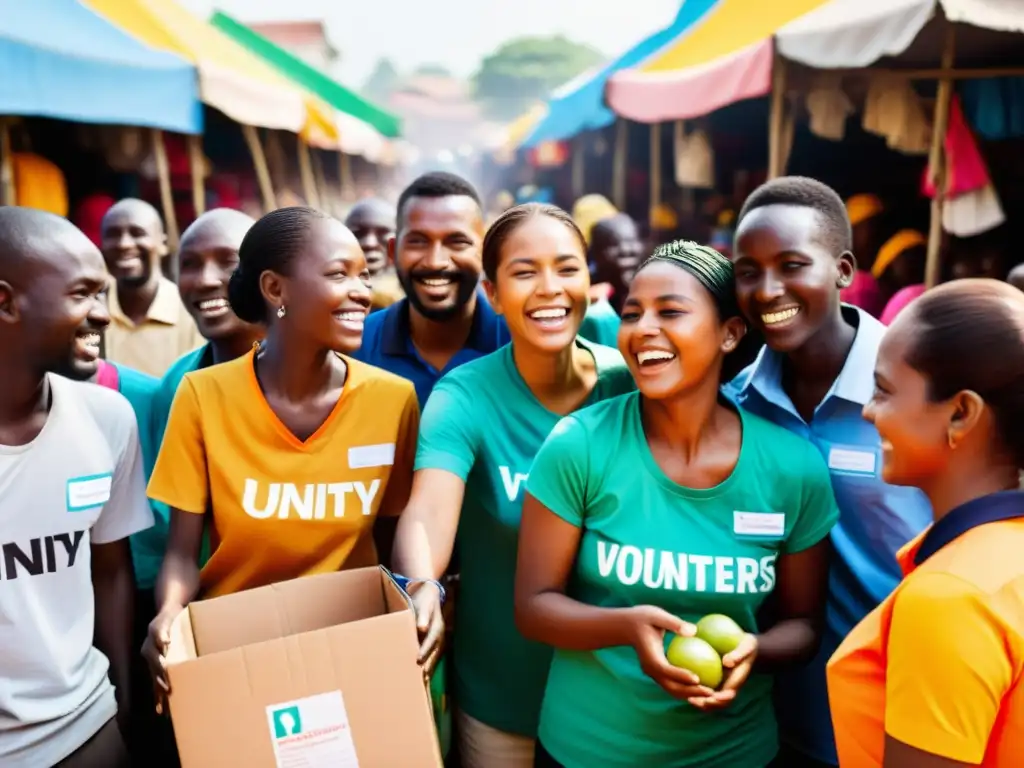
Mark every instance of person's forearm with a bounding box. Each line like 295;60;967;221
391;510;452;580
516;591;632;651
754;617;821;671
94;559;134;707
154;550;201;616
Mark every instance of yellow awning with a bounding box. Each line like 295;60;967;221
85;0;338;144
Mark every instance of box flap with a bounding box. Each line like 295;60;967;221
189;567;391;656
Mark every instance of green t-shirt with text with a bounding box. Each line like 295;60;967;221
415;339;635;736
526;392;839;768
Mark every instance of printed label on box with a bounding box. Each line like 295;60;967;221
266;691;360;767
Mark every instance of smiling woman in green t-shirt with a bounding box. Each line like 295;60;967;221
516;241;840;768
390;203;635;767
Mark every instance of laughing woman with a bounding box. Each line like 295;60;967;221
391;203;635;767
828;279;1024;768
515;241;840;768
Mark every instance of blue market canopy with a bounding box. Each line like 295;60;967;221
0;0;202;133
521;0;713;148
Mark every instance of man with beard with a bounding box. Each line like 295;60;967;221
345;197;404;312
100;198;204;377
0;207;153;767
353;172;510;406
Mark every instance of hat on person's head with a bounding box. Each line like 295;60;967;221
572;194;618;245
846;193;883;227
872;229;926;279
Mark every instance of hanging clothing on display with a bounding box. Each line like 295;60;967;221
806;74;854;141
862;76;931;155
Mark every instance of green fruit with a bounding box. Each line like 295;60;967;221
666;636;723;689
695;614;745;657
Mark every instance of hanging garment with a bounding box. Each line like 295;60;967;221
12;153;68;216
806;74;854;141
673;122;714;188
922;96;1006;238
960;76;1024;141
863;76;931;154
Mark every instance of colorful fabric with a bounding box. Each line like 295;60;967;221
526;393;838;767
871;229;926;279
147;350;419;598
880;283;925;326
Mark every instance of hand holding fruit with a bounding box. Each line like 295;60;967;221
625;605;715;700
665;614;758;711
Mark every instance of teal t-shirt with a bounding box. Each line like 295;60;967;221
526;392;839;768
415;339;636;736
133;345;213;589
579;300;620;349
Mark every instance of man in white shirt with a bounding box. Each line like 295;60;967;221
0;207;154;767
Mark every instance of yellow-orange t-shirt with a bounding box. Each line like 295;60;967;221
827;508;1024;767
147;349;419;598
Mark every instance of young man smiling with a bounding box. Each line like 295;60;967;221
352;172;510;407
0;207;153;767
726;177;933;768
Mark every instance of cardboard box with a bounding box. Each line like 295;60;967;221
165;566;443;767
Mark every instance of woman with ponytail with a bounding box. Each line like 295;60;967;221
142;207;419;705
515;241;840;768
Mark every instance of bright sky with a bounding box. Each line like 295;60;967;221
181;0;681;87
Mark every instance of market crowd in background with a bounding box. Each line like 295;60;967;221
1;168;1023;768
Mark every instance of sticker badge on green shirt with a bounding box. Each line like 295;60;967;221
526;392;840;768
415;339;635;737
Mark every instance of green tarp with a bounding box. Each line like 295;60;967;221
210;12;401;138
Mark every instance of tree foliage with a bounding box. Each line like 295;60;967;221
472;36;604;120
362;58;400;103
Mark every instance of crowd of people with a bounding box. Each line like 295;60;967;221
0;170;1021;768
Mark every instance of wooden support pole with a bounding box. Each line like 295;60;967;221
925;23;957;289
312;149;328;212
297;137;320;209
242;124;276;214
151;129;180;261
571;135;585;200
612;119;627;210
187;133;205;219
338;151;353;201
649;122;662;216
768;49;788;179
0;118;14;206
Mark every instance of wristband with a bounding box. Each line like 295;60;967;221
393;574;447;606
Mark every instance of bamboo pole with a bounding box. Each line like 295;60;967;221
297;137;320;209
338;151;353;201
571;135;585;199
312;149;328;212
151;129;179;260
187;134;205;218
924;24;957;289
612;119;627;210
649;122;662;216
0;118;13;206
768;49;788;179
242;124;276;213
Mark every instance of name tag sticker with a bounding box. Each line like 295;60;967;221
66;473;113;512
734;511;785;537
348;443;396;469
827;447;877;475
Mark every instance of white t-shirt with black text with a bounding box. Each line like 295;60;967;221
0;374;154;767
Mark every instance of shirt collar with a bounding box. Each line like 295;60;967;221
740;305;884;407
381;297;499;357
108;277;182;326
912;490;1024;567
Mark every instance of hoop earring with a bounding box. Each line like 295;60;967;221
277;305;286;319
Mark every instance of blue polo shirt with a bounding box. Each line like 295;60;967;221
725;306;933;765
352;297;511;407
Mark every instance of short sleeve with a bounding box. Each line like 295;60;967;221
414;376;480;480
147;377;209;515
92;417;155;545
378;387;421;518
885;573;1012;763
784;444;840;553
525;415;590;528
